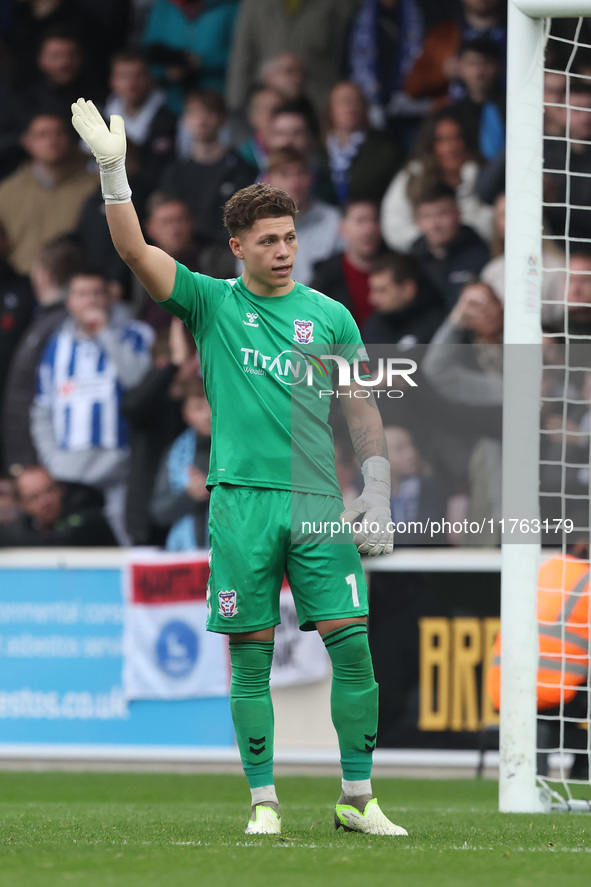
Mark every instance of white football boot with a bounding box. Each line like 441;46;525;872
334;794;408;836
245;802;281;835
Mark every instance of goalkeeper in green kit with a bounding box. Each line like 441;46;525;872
71;99;407;838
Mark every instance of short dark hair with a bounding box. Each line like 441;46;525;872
247;83;281;105
223;183;297;237
410;180;457;210
458;37;502;62
20;110;70;137
267;146;309;173
38;26;82;51
67;266;107;288
371;251;422;285
33;237;86;286
184;89;226;117
145;190;191;218
15;464;56;498
342;197;379;216
271;99;319;135
110;47;149;70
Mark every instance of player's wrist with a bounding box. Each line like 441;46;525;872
99;156;132;204
360;456;391;502
361;455;390;482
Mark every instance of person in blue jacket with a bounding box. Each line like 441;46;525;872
142;0;240;114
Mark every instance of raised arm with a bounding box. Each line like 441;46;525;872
105;203;176;302
71;99;176;302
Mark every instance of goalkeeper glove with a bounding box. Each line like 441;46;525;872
71;97;131;204
341;455;394;557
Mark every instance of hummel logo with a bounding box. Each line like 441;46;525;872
249;736;266;755
243;312;259;327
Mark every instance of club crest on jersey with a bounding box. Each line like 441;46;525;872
293;319;314;344
218;589;238;617
243;312;259;328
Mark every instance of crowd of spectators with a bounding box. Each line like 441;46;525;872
0;0;589;549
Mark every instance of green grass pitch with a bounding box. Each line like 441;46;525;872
0;772;590;887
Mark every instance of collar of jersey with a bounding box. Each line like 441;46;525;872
236;276;301;303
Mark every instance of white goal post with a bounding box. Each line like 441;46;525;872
502;0;591;813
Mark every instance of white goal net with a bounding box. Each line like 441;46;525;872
501;2;591;813
536;14;591;810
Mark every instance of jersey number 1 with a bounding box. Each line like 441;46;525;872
346;573;360;608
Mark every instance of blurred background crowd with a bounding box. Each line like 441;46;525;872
0;0;589;549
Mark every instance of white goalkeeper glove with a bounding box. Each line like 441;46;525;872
341;455;394;557
71;97;131;204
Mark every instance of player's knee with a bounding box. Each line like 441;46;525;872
322;623;374;671
316;616;367;638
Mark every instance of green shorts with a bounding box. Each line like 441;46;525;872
206;485;368;634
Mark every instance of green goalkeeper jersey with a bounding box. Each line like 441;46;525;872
159;262;368;497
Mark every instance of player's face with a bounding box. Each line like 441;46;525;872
231;216;297;293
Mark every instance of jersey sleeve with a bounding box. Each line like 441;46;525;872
154;261;231;341
335;304;371;376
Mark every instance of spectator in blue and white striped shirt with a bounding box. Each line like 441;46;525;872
30;270;153;544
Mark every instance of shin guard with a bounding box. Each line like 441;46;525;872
229;641;275;788
323;625;378;781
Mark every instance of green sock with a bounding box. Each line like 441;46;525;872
229;641;275;789
323;625;378;781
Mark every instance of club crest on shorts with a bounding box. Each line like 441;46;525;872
218;589;238;617
293;319;314;344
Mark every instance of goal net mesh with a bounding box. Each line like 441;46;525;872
539;15;591;808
